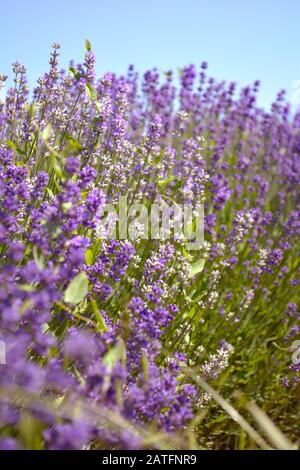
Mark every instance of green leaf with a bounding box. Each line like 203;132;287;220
188;259;206;278
91;299;108;333
6;140;26;156
85;248;94;266
85;39;92;52
65;133;84;151
68;66;81;81
158;176;177;187
171;179;183;191
19;284;36;292
6;140;17;151
95;100;102;113
62;202;73;213
102;338;126;392
53;162;63;178
64;272;89;304
103;338;126;370
41;124;51;141
46;187;55;199
33;246;45;271
85;83;97;100
141;350;150;382
19;411;44;450
153;150;164;166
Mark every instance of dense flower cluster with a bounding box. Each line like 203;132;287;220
0;43;299;449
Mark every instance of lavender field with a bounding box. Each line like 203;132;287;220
0;42;299;450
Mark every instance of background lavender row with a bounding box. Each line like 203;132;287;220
0;41;299;450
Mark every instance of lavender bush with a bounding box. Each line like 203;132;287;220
0;42;299;450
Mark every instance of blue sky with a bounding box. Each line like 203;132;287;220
1;0;300;109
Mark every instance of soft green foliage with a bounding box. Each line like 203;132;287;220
64;272;89;304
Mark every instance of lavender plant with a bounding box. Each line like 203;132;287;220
0;42;299;450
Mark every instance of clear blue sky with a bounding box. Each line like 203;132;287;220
1;0;300;109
